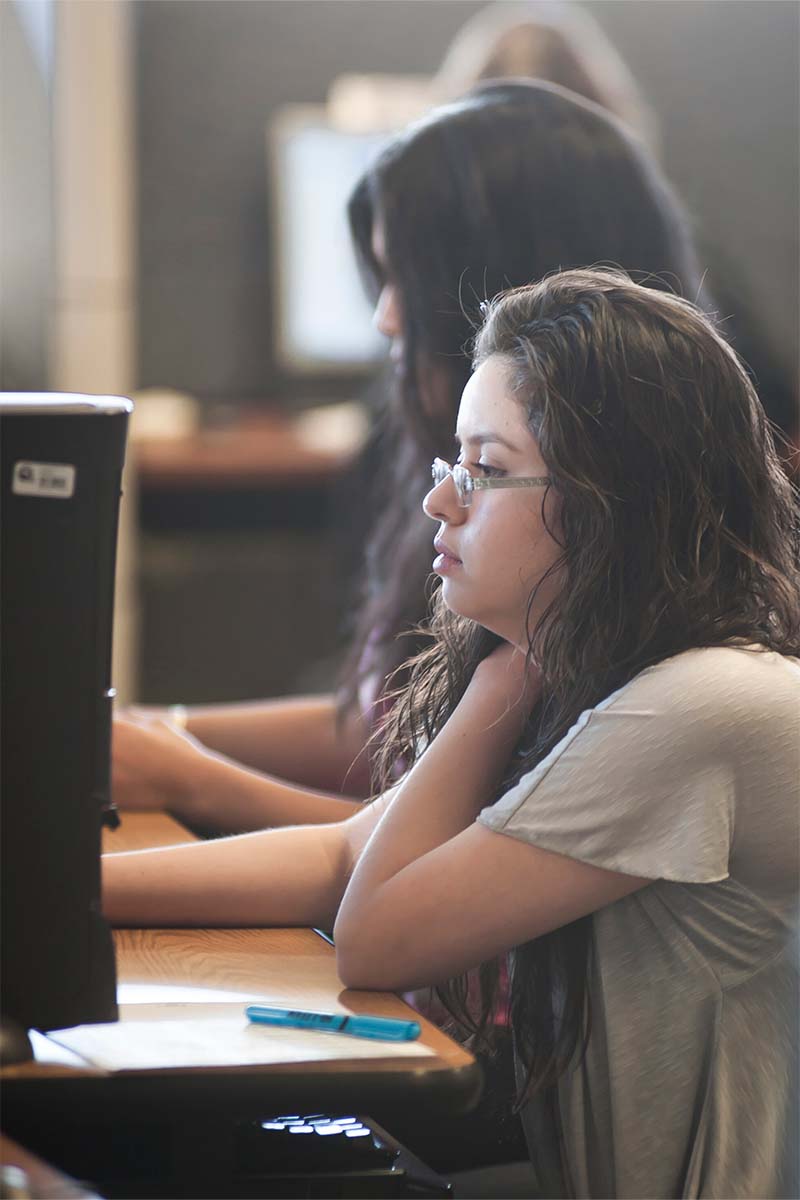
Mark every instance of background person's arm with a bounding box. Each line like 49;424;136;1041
118;695;371;797
103;790;392;928
181;695;372;795
112;714;362;833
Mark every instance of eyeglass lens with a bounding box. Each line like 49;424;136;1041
431;459;472;506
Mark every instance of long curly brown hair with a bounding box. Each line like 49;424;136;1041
374;268;800;1101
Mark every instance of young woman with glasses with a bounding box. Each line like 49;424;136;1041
106;268;800;1198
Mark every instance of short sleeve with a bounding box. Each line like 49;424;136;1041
477;652;738;882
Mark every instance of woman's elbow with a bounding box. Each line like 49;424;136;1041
336;946;406;991
335;948;379;990
334;918;421;992
333;912;402;988
333;918;380;989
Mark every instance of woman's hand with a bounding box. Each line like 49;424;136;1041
470;642;543;717
112;712;206;813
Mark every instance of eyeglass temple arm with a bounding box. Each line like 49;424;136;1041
473;476;552;489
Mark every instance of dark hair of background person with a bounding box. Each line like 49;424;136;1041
339;79;705;730
376;265;800;1118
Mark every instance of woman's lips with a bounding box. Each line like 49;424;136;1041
433;539;462;574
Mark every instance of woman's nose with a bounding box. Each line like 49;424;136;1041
423;473;465;523
373;283;402;339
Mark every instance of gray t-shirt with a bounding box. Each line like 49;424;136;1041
478;646;800;1199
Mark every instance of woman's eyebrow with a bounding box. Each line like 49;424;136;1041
455;431;521;452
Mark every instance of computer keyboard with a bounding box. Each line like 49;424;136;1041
235;1112;452;1197
240;1114;394;1172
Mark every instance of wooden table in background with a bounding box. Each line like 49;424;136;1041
133;408;360;491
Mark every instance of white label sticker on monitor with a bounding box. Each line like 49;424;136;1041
12;460;76;499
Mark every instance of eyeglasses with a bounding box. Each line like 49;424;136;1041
430;457;552;508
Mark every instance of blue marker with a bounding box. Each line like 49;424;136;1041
245;1004;421;1042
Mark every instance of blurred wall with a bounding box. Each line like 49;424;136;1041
51;0;138;703
136;0;798;406
601;0;799;393
0;0;53;390
135;0;480;402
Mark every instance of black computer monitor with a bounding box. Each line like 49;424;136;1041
1;393;131;1034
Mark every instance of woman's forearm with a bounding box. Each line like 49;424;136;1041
103;827;343;927
334;651;538;952
169;748;362;835
103;794;390;928
183;695;372;797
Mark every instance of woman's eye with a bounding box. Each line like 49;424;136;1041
475;461;505;478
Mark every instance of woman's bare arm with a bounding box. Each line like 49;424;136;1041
103;791;392;928
182;695;372;795
112;713;363;833
112;694;373;832
334;650;646;991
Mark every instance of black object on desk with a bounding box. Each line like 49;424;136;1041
1;394;129;1034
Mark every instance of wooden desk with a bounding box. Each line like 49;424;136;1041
4;813;479;1123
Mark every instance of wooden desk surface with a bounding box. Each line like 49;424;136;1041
3;813;480;1122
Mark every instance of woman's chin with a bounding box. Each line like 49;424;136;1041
439;579;466;616
440;587;505;638
442;601;479;628
441;598;463;620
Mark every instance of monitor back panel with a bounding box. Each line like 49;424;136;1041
1;401;127;1031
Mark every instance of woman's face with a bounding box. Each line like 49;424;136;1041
423;355;564;648
371;218;404;365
